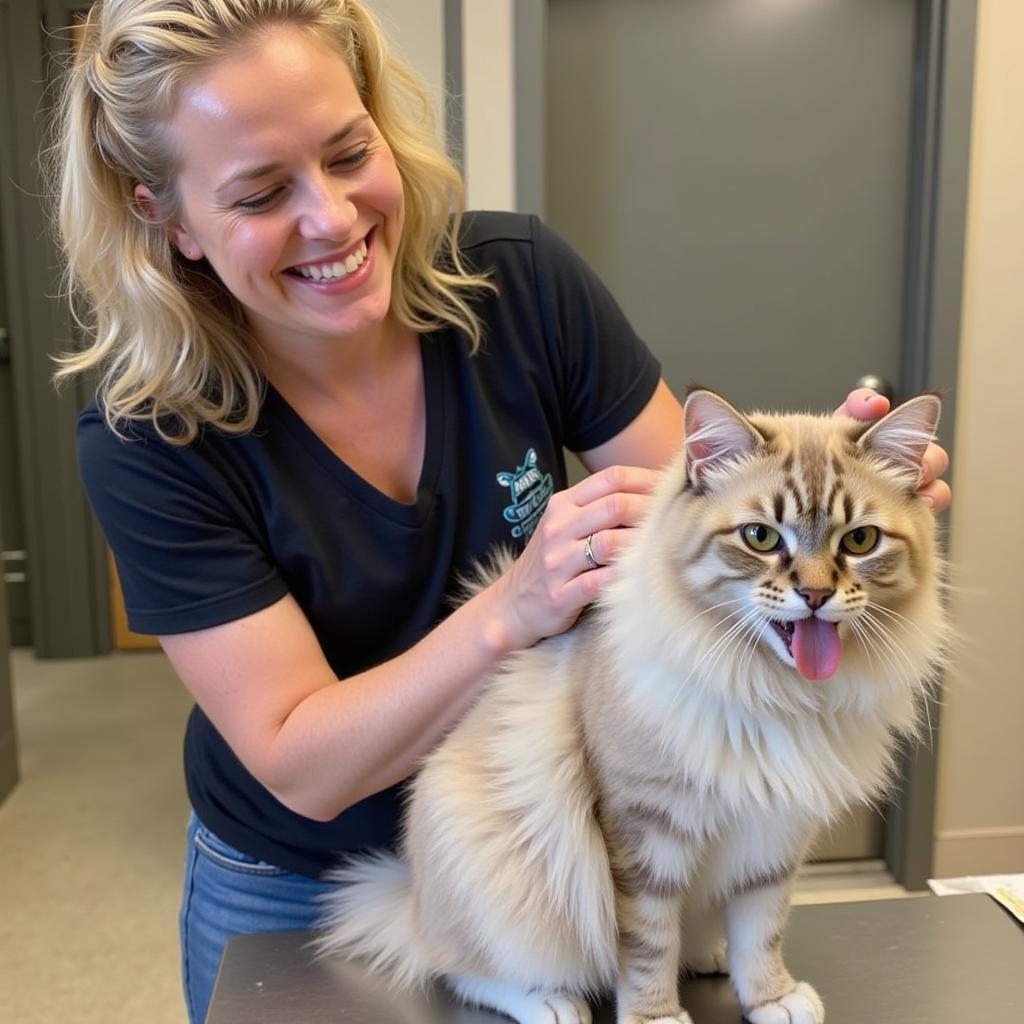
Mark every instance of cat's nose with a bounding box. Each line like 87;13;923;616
796;587;835;610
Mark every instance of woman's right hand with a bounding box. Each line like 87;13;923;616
492;465;662;652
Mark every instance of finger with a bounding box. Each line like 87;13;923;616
580;530;604;572
917;479;951;514
573;491;655;539
835;388;890;421
560;562;614;609
919;443;950;486
582;524;643;570
568;464;662;507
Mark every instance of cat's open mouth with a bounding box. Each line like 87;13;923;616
769;619;796;652
768;617;842;682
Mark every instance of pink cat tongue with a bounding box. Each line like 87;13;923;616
792;618;842;681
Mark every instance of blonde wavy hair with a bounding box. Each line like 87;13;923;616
49;0;494;443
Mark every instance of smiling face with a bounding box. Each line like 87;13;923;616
157;25;405;356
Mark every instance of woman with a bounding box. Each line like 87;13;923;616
50;2;950;1021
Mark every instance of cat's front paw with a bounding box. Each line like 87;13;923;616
621;1013;693;1024
745;982;824;1024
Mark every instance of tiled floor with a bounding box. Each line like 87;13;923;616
0;648;917;1023
1;649;192;1024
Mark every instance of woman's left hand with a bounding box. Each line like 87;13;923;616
839;387;951;512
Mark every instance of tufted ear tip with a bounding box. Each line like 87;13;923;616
858;393;941;479
683;390;764;488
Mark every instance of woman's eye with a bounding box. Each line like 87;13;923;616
332;144;371;171
233;146;372;212
841;526;880;555
741;524;782;553
236;189;282;212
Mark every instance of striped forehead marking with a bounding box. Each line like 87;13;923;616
772;435;857;545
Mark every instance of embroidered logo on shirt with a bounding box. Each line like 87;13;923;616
496;448;554;540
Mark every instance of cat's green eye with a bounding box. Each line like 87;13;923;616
741;524;782;553
841;526;880;555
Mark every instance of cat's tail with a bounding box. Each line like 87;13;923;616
312;852;430;990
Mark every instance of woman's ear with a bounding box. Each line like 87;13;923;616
132;182;204;261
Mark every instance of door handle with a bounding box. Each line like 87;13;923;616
854;374;895;403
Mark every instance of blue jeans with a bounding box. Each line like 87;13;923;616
179;812;334;1024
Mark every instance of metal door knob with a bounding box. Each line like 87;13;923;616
854;374;895;403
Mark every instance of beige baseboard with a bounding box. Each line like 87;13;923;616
932;827;1024;877
0;727;18;806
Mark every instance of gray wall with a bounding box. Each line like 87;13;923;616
932;0;1024;876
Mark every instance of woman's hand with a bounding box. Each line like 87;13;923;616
839;387;951;512
493;465;661;651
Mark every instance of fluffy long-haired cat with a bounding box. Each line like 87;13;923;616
316;389;948;1024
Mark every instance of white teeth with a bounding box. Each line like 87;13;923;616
294;239;370;280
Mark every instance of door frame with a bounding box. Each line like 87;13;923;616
1;0;110;659
886;0;977;891
509;0;977;889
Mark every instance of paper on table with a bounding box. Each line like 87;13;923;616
928;873;1024;925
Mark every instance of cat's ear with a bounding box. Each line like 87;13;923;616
857;393;941;484
683;389;765;488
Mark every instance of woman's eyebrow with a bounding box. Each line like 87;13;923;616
213;114;372;197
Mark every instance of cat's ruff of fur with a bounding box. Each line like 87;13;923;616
315;392;947;1024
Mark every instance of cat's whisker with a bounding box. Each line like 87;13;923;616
863;601;935;646
855;611;909;672
933;579;982;597
676;611;762;700
739;612;771;679
936;561;985;598
673;597;749;635
848;618;916;721
860;602;937;684
736;615;788;708
861;611;937;742
859;608;914;663
702;604;758;635
666;607;763;715
702;613;777;706
860;612;939;741
846;618;879;676
701;610;765;678
680;607;761;687
699;608;800;715
849;616;902;676
863;605;953;691
856;612;918;692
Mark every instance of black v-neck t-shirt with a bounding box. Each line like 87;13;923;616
77;211;662;877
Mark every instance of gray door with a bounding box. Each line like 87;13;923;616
0;0;31;648
546;0;914;412
546;0;920;861
0;270;31;649
0;0;110;660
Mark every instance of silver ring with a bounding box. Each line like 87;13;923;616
584;533;601;571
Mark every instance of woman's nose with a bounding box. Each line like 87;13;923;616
297;180;357;240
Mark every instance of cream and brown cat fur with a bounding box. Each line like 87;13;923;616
316;389;947;1024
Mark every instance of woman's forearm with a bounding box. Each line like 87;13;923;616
260;575;516;820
